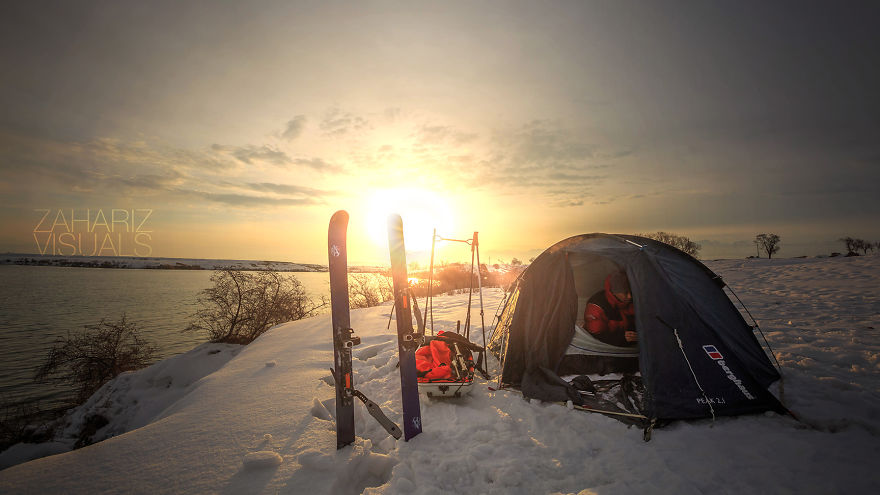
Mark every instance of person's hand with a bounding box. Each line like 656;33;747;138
624;330;638;343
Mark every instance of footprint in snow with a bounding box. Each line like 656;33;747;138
354;343;387;361
310;397;334;421
242;451;283;470
298;450;334;471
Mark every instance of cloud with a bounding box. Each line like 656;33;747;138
243;182;334;196
0;132;335;212
320;108;370;136
330;117;624;208
209;143;343;173
212;144;292;167
454;120;639;206
495;120;598;170
384;107;402;122
183;190;322;208
86;170;187;194
477;164;607;189
168;179;334;209
415;125;478;146
550;198;585;208
0;132;224;194
291;157;343;173
281;115;307;140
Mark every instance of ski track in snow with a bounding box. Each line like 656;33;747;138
1;256;879;493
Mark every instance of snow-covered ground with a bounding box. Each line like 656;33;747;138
1;256;878;493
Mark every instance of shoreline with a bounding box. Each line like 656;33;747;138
0;254;387;273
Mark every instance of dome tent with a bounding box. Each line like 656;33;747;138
489;234;788;423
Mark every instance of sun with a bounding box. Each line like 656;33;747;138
364;188;455;252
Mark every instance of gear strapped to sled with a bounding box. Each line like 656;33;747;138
416;331;479;398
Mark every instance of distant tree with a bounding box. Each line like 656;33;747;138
755;233;781;259
838;237;858;255
35;315;157;404
186;269;326;344
851;238;874;255
510;258;523;266
852;239;866;255
640;231;702;257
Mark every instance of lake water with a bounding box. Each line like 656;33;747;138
0;265;337;412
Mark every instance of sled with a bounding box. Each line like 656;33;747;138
416;332;478;398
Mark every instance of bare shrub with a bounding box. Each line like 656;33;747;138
348;274;392;309
0;400;46;451
435;263;474;292
35;315;157;404
186;269;326;344
639;232;702;257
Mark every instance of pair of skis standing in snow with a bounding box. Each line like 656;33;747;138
328;210;423;449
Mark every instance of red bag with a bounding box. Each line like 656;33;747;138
416;340;453;381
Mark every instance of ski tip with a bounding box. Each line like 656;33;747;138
331;210;349;223
387;213;405;250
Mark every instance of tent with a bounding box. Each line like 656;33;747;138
488;233;788;424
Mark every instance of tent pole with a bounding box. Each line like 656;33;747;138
725;284;785;405
475;232;487;359
386;302;394;329
426;228;436;335
464;232;475;339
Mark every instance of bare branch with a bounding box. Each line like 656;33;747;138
186;269;327;344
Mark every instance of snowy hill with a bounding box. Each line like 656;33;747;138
1;256;879;493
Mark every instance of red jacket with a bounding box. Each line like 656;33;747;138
584;276;635;347
415;339;453;381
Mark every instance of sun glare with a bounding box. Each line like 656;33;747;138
364;188;455;252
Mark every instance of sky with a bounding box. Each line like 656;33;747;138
1;1;878;265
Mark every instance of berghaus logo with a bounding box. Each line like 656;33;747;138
702;344;756;400
702;345;723;360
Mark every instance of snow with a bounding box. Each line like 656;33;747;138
0;343;242;470
1;255;879;493
243;451;284;470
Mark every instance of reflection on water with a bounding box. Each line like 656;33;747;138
0;265;345;410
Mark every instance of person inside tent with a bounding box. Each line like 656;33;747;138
584;271;636;347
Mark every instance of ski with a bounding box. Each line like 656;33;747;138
387;214;423;441
329;210;401;449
